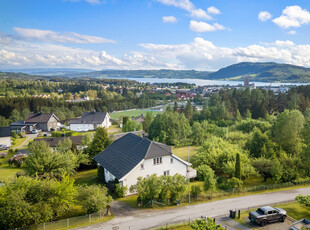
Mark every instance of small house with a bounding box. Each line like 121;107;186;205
69;111;111;132
93;133;196;195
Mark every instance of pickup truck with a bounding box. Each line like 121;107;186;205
249;206;287;226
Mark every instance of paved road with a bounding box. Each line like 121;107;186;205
78;187;310;230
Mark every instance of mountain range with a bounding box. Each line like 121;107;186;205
2;62;310;82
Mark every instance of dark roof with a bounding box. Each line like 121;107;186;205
93;133;172;179
69;111;108;124
33;136;84;147
10;121;36;127
25;113;58;123
0;126;11;137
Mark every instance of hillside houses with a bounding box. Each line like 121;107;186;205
69;111;111;132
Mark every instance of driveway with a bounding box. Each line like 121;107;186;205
77;187;310;230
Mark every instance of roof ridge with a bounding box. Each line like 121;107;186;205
152;141;172;154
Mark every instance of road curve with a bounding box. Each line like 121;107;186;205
78;187;310;230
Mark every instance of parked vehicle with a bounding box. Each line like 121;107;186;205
32;129;42;134
249;206;287;226
0;144;9;150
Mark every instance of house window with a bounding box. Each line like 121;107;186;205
163;170;170;176
141;164;144;170
153;157;162;165
170;158;174;164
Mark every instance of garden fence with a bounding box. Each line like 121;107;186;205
11;209;108;230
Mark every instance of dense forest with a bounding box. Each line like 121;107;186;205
145;85;310;190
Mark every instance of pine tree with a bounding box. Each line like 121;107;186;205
235;153;241;179
88;127;112;160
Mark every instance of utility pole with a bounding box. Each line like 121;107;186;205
188;146;190;203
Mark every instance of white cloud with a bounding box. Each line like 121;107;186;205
275;40;295;47
140;38;310;70
288;30;296;35
273;5;310;28
162;16;177;23
156;0;194;11
64;0;106;5
207;6;220;15
14;27;115;44
2;32;310;71
85;0;105;4
190;9;212;20
189;20;225;32
258;11;272;22
156;0;213;20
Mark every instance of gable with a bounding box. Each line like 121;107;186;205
93;133;172;179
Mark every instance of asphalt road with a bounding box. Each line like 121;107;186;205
78;187;310;230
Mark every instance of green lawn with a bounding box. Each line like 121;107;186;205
118;195;138;208
277;202;310;220
12;137;27;148
243;176;274;188
237;202;310;227
107;125;122;134
73;169;99;186
172;146;199;162
0;151;23;182
110;109;162;120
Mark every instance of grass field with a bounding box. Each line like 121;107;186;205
237;202;310;226
172;146;199;162
0;150;23;181
110;109;162;120
107;125;122;134
12;137;27;148
73;169;99;186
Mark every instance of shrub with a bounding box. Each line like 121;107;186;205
7;154;26;167
217;177;243;190
11;131;17;139
114;183;128;198
77;185;112;214
97;166;105;183
0;152;7;158
18;132;26;138
191;185;202;198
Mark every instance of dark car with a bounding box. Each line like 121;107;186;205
249;206;287;226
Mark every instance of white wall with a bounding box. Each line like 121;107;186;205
103;114;111;128
120;155;188;192
70;123;94;132
70;114;111;131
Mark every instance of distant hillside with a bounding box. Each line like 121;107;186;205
1;68;95;76
70;69;211;79
207;62;310;82
2;62;310;82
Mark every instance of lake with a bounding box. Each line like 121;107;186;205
100;77;309;87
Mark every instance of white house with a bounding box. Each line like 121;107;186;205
69;111;111;132
93;133;196;194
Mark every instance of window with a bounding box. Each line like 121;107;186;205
141;164;144;170
170;158;174;164
164;170;170;176
153;157;162;165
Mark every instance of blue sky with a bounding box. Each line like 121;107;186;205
1;0;310;70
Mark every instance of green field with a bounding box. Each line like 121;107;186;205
110;109;162;120
172;146;199;162
73;169;98;186
0;151;23;182
237;202;310;226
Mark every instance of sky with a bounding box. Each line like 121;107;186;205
1;0;310;71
